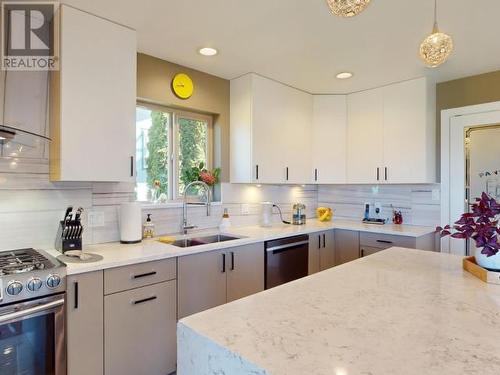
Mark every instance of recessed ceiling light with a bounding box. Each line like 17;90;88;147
336;72;353;79
198;47;218;56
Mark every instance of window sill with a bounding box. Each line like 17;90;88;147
139;201;222;210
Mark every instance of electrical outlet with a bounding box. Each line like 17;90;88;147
432;189;440;201
88;211;105;227
241;204;250;215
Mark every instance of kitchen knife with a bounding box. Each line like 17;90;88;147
75;207;84;222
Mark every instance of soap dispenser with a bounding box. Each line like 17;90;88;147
143;214;155;239
219;208;231;231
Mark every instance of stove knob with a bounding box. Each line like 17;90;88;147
27;277;43;292
46;274;61;289
6;281;23;296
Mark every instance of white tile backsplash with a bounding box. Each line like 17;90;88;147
0;163;440;251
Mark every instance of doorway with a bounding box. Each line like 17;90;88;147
441;102;500;255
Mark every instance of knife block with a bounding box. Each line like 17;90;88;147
55;221;83;253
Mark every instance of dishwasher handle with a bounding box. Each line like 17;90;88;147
267;240;309;253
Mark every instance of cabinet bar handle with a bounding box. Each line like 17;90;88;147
376;240;393;244
74;281;79;309
286;167;289;181
315;169;318;182
318;235;321;249
384;167;388;181
133;296;157;305
132;271;157;279
376;167;380;181
323;234;326;248
130;156;134;177
361;248;365;257
230;252;235;271
256;165;259;180
222;253;226;273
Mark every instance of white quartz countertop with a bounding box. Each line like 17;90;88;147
177;248;500;375
46;219;436;275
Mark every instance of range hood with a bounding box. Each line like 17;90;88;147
0;124;51;144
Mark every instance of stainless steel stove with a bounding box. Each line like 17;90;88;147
0;248;66;374
0;248;66;306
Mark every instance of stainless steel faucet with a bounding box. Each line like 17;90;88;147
181;180;211;234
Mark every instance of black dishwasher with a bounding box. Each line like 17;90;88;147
265;234;309;289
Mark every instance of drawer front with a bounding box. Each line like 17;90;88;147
105;280;177;375
104;258;176;295
359;232;416;250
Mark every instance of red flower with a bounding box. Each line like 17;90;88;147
200;171;216;186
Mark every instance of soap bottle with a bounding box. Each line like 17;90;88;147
143;214;155;239
219;208;231;231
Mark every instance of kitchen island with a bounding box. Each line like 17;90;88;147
178;248;500;375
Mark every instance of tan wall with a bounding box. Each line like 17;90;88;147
437;70;500;113
137;53;230;182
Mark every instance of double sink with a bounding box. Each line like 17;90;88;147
171;234;241;248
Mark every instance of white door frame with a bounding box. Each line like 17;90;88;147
441;100;500;254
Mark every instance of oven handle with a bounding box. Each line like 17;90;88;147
0;298;64;324
267;240;309;253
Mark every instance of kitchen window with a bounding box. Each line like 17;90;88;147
135;103;213;201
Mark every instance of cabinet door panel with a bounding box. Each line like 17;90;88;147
319;230;336;271
312;96;347;184
347;89;384;183
252;75;289;183
383;78;429;183
334;229;360;265
67;271;103;375
178;249;227;318
54;6;136;181
308;233;321;275
227;243;265;302
105;281;177;375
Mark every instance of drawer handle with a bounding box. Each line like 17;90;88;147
376;240;393;244
132;296;157;305
74;281;79;309
132;271;157;279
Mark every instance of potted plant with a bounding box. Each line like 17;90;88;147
437;192;500;271
181;161;221;188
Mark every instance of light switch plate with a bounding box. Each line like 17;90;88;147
241;204;250;215
88;211;105;227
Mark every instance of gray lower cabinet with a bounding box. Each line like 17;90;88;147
178;243;265;318
309;230;335;274
66;271;104;375
360;246;383;257
104;280;177;375
226;243;265;302
334;229;360;265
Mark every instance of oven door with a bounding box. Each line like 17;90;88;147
0;294;66;375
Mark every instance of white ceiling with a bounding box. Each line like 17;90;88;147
63;0;500;94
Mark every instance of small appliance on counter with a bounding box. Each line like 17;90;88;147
56;206;84;252
119;202;142;244
292;203;306;225
260;202;273;227
362;202;387;225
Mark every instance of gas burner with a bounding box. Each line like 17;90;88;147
0;248;53;274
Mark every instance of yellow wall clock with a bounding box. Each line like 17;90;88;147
171;73;194;99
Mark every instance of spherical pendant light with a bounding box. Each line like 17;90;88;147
419;0;454;67
325;0;371;18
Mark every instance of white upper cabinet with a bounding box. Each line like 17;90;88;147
382;78;436;183
347;89;384;183
50;5;136;182
230;73;312;184
347;77;436;184
312;95;347;184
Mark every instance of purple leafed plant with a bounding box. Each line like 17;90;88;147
437;192;500;257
